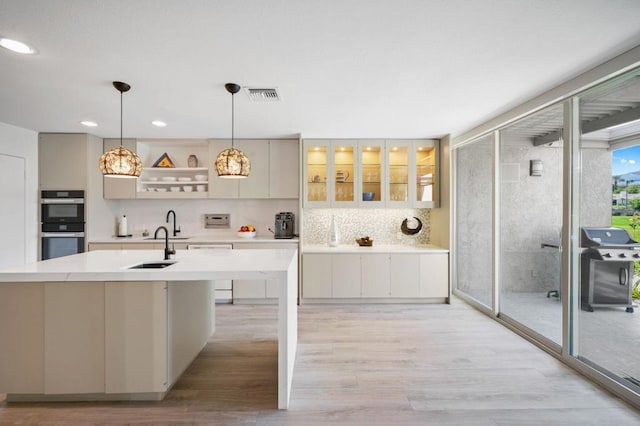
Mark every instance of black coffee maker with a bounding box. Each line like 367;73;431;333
274;212;295;239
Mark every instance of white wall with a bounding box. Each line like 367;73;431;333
0;122;38;265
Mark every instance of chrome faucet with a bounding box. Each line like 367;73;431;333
166;209;181;237
154;226;175;260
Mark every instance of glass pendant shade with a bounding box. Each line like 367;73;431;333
216;82;250;178
99;146;142;178
99;80;141;178
215;147;251;178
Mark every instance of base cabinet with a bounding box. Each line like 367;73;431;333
333;254;361;298
389;254;420;297
105;281;167;393
361;254;391;297
233;242;298;303
301;254;332;298
44;282;105;394
0;280;213;400
0;284;44;393
302;252;448;301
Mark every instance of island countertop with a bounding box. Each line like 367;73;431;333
0;248;298;283
0;248;299;409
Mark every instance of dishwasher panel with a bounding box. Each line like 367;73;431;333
188;244;233;303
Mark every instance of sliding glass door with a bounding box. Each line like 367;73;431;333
498;105;564;345
574;71;640;392
454;135;493;308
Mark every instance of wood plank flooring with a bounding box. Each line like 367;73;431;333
1;297;639;425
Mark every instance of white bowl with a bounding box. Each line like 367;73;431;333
161;176;177;182
183;185;193;192
170;186;180;192
147;176;158;182
196;184;206;192
237;231;256;239
178;177;192;182
194;174;207;181
156;188;167;192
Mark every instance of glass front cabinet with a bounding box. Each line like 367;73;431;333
414;140;438;208
359;140;385;207
304;140;330;208
303;139;439;208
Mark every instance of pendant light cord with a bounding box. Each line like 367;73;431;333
120;89;123;146
231;91;235;148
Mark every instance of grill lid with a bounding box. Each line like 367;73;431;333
581;227;640;248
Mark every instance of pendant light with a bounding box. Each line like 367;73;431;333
99;81;142;178
215;83;250;178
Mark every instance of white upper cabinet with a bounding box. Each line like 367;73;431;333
39;133;89;190
331;140;358;207
358;140;386;208
413;140;439;208
386;140;411;208
210;139;299;199
269;138;300;199
236;139;269;198
102;138;299;200
303;139;330;208
304;138;439;208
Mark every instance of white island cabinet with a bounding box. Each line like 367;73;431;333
0;249;298;409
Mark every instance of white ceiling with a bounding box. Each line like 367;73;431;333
1;0;640;140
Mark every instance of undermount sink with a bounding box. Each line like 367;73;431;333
128;261;176;269
143;237;191;240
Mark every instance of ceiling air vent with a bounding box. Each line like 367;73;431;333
244;87;281;102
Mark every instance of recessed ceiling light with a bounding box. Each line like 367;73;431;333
152;120;167;127
0;37;37;54
80;121;98;127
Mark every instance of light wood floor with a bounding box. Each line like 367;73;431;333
1;297;640;425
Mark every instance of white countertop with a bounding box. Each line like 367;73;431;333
90;235;299;244
0;249;298;283
302;244;448;254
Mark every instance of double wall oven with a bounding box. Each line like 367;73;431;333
40;190;85;260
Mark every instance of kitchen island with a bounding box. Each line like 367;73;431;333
0;248;298;409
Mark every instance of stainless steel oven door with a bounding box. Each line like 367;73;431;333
41;232;85;260
41;199;85;223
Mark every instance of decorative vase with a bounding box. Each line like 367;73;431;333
328;215;339;247
188;154;198;168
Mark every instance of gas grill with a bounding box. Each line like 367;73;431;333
581;227;639;313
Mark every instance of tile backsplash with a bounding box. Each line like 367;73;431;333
302;208;430;246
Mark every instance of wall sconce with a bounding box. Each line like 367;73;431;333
530;159;543;177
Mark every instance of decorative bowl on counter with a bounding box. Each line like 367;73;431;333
237;231;257;239
356;236;373;246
